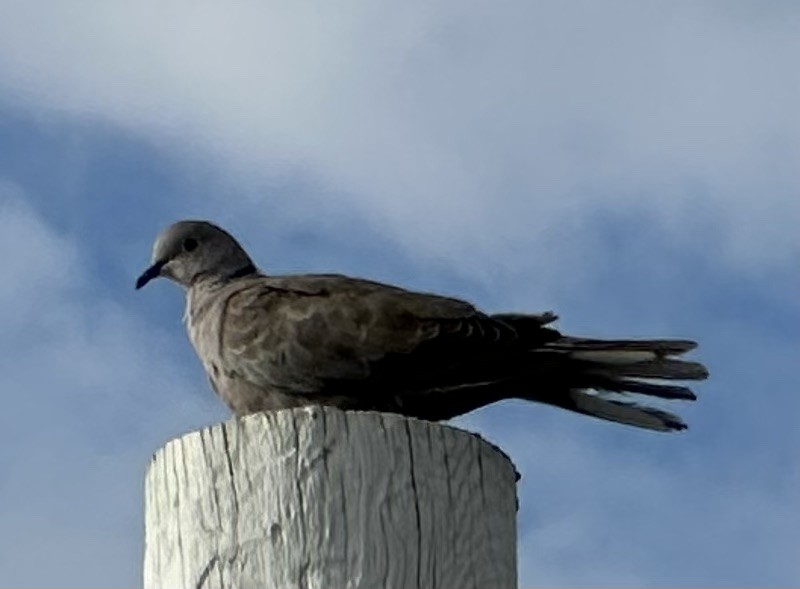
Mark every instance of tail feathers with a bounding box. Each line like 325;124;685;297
538;335;706;430
547;336;709;384
594;378;696;400
565;391;687;432
582;357;709;381
552;336;697;355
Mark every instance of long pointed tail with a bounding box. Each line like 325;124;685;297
558;392;690;431
492;313;708;432
544;337;707;431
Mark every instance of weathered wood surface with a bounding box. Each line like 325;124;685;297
144;407;518;588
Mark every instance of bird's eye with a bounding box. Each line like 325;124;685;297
183;237;199;252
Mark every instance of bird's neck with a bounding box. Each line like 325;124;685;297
227;262;258;280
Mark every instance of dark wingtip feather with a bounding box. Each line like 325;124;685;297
657;412;688;432
552;337;699;355
619;401;689;432
615;359;709;381
609;379;698;401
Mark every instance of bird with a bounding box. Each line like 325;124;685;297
136;220;707;432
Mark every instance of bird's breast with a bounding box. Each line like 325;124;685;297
185;286;228;371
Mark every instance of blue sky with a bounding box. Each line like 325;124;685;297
0;1;798;586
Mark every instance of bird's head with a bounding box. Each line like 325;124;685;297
135;220;255;290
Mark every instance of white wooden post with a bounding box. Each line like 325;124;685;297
143;407;518;589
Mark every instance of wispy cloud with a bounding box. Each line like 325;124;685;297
0;1;798;277
0;2;797;586
0;185;224;586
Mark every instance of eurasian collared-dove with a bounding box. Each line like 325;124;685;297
136;220;707;431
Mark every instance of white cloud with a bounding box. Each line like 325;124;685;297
459;390;800;587
0;174;797;586
0;1;798;277
0;3;798;586
0;184;221;587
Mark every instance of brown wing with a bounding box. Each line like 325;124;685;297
219;274;529;398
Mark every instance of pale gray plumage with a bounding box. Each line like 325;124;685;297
136;220;708;432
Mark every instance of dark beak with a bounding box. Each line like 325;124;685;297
135;260;167;290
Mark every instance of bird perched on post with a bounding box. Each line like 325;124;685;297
136;220;707;432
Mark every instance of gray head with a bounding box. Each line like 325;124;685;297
136;221;255;289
